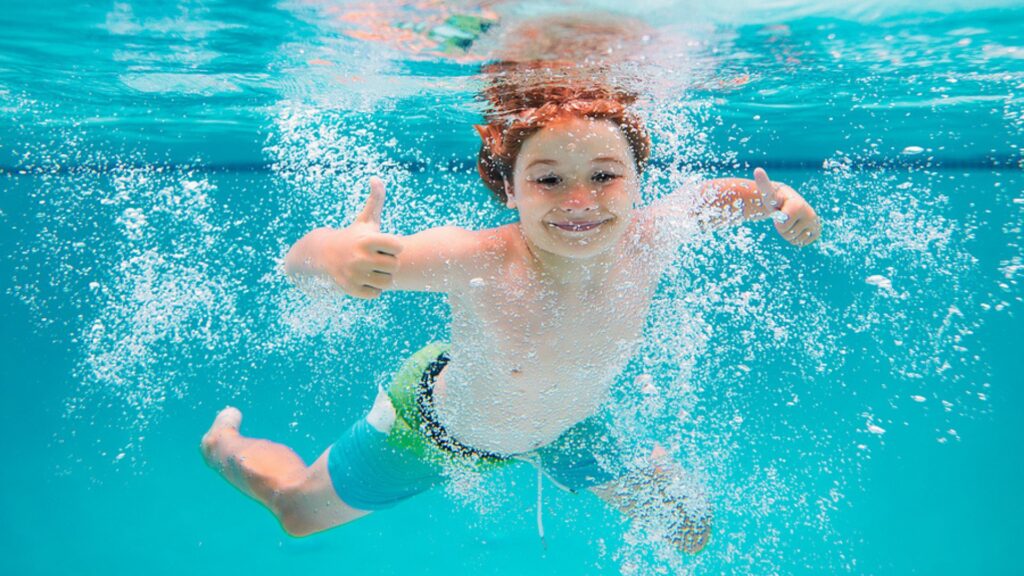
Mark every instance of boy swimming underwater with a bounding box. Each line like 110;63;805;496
201;104;820;553
201;14;820;554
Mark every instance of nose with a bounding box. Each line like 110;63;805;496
559;184;598;213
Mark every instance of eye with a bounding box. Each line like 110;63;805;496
534;174;562;187
592;171;621;183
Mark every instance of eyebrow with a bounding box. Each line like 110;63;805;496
526;156;626;170
526;159;558;169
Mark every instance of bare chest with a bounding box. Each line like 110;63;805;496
452;262;656;383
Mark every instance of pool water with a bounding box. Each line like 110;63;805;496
2;1;1022;575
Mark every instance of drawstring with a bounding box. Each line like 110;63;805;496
513;452;573;548
513;453;546;547
536;464;545;548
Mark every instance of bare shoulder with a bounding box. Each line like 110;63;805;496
462;224;517;271
459;224;524;281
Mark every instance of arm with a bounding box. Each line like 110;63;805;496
700;176;776;223
646;167;821;247
283;177;483;298
385;225;486;292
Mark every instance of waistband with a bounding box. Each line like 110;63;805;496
415;351;508;462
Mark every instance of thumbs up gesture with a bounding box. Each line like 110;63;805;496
320;177;404;299
753;167;821;247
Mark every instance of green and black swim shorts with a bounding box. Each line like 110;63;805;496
327;343;630;510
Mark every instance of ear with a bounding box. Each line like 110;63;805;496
503;177;516;209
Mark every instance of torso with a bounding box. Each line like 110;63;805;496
433;215;665;455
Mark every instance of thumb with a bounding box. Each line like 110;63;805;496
753;167;780;209
355;176;386;227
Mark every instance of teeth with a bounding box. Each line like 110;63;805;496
547;219;607;231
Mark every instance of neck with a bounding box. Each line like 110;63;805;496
516;225;618;288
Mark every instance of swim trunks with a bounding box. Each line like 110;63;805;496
327;343;631;510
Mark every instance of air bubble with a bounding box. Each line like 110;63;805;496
865;274;893;290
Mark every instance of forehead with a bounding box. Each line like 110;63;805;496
517;116;631;162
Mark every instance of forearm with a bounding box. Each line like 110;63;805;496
650;177;776;236
701;178;775;223
388;225;481;293
283;223;478;296
283;227;333;279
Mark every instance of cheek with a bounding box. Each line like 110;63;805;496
517;189;553;212
605;182;638;211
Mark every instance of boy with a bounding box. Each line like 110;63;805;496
200;95;820;554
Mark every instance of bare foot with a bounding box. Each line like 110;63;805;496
201;406;243;468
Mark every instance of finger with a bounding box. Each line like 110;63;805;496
794;226;818;246
791;227;812;246
775;215;803;236
355;176;387;227
799;219;822;245
366;254;399;274
363;270;393;289
810;218;823;235
355;285;382;299
753;167;780;209
365;232;404;256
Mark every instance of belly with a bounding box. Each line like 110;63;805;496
431;353;623;455
439;282;650;454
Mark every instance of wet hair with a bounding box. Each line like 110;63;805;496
474;71;652;204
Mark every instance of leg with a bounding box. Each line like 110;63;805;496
588;445;712;554
538;418;712;553
200;407;370;536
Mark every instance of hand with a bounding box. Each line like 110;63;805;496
319;177;404;299
754;167;821;247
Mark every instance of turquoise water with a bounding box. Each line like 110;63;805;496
2;1;1022;574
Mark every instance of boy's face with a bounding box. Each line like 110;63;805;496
510;116;640;259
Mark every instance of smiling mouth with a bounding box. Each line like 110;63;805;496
547;218;612;232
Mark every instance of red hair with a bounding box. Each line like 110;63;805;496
474;69;651;204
